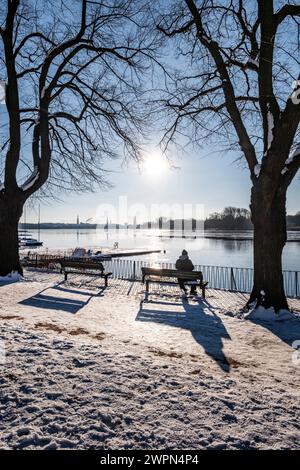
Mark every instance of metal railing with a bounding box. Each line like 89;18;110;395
21;254;300;298
102;259;300;298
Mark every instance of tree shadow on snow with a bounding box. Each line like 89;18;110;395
19;282;106;314
248;315;300;349
136;297;232;372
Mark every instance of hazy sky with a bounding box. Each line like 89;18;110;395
23;147;299;224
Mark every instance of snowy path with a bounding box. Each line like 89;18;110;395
0;270;300;449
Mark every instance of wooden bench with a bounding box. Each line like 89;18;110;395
141;267;208;300
60;260;112;287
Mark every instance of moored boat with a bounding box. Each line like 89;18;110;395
19;231;43;247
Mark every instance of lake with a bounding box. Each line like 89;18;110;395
22;229;300;272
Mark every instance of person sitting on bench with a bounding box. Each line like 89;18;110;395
175;249;197;295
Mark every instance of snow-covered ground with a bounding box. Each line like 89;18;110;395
0;269;300;450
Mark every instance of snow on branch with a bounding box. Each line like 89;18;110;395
244;56;259;70
20;166;40;191
266;103;274;150
281;144;300;175
286;144;300;164
254;163;261;177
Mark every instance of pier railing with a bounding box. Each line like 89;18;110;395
102;259;300;298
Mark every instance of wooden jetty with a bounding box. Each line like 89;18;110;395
107;249;163;258
20;248;164;268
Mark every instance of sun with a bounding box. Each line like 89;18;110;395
142;153;169;178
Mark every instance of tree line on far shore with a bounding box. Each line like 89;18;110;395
19;207;300;231
205;207;300;230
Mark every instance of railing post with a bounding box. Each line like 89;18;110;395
295;271;298;298
230;267;237;291
133;260;136;280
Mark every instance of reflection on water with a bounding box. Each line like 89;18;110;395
221;240;253;252
22;229;300;271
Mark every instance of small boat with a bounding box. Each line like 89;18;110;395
19;231;43;247
20;238;43;247
19;203;43;248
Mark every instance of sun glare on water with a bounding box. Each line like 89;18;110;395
142;153;169;178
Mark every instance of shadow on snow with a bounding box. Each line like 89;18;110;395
19;282;106;314
136;296;232;372
248;316;300;349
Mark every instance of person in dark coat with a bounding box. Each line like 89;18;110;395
175;249;197;295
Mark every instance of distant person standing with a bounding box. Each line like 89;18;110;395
175;249;197;295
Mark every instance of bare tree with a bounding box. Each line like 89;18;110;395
0;0;155;276
157;0;300;311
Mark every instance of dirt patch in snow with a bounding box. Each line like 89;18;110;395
34;322;65;333
224;355;244;368
148;347;183;359
69;327;90;336
0;315;23;320
94;332;106;341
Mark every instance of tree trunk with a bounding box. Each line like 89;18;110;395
248;184;289;312
0;197;23;277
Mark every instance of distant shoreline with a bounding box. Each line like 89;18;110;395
18;224;300;242
19;224;300;231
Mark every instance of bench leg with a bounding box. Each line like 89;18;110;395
104;275;108;287
64;271;67;282
145;280;149;302
202;285;205;298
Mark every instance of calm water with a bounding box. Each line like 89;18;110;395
22;229;300;272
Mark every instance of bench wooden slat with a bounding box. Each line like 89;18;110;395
61;260;105;271
141;267;208;300
142;267;203;281
60;260;112;286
